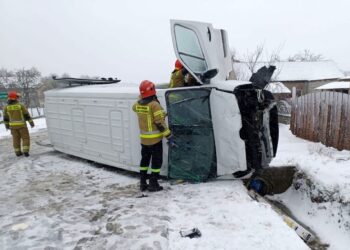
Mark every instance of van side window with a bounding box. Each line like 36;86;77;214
174;25;207;73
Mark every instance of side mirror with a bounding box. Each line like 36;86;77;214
200;68;218;84
249;66;276;89
203;68;218;79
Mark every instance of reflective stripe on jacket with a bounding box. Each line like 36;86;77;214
3;102;33;129
132;98;170;145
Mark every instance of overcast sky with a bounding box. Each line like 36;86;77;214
0;0;349;83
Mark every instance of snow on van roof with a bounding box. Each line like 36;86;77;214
265;82;291;93
315;81;350;90
45;80;251;97
45;83;140;95
234;61;344;81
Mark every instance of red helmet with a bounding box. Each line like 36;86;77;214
175;59;183;70
139;80;156;98
8;91;18;100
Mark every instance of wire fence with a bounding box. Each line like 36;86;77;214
290;91;350;151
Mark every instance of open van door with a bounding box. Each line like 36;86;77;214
170;20;233;84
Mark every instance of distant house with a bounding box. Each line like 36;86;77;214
339;76;350;82
315;81;350;94
233;60;344;95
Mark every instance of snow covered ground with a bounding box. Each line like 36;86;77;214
0;120;349;249
271;125;350;250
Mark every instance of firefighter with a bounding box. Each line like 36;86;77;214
3;91;35;157
132;80;172;192
169;59;198;88
169;59;186;88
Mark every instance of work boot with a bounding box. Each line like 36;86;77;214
15;152;23;157
140;171;148;191
148;173;163;192
24;152;29;157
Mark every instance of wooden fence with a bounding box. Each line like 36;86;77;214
290;91;350;151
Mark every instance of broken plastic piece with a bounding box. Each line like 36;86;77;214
180;228;202;238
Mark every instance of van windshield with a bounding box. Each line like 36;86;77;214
174;25;207;73
166;88;216;181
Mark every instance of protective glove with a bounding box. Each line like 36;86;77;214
166;135;177;148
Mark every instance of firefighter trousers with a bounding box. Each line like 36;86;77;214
140;141;163;172
11;127;30;154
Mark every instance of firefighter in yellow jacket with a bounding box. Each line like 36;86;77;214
169;59;186;88
3;91;35;157
169;59;198;88
132;80;172;192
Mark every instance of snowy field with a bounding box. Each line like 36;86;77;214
0;120;349;249
271;125;350;250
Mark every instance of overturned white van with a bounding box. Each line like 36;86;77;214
44;20;279;182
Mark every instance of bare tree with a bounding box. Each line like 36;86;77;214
0;68;14;110
41;74;66;89
230;48;239;63
234;43;283;80
264;45;284;81
61;73;71;78
14;67;41;107
0;68;15;88
287;49;324;62
231;45;264;80
265;44;284;66
244;44;265;74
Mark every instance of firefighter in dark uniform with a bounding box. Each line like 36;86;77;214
133;80;172;192
3;91;35;157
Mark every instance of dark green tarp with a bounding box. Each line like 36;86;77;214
166;89;216;182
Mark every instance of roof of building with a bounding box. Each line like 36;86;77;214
265;82;291;93
340;76;350;81
315;81;350;90
233;60;344;82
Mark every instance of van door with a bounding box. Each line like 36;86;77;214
170;20;233;84
166;88;216;182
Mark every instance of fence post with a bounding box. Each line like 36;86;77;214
291;87;297;133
